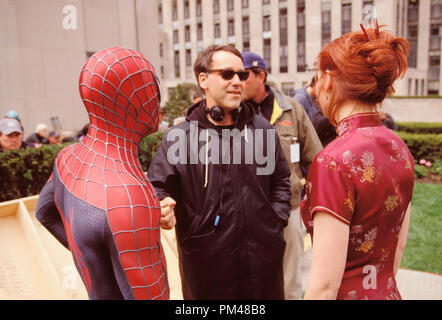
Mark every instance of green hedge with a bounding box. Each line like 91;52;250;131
396;131;442;163
0;144;66;202
0;132;165;202
397;122;442;134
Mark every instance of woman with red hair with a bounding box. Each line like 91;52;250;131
301;25;414;300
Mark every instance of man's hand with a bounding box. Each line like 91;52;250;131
160;197;176;230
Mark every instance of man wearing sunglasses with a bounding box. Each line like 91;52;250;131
242;51;322;300
148;45;291;299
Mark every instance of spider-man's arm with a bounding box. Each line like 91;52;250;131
147;134;180;201
36;177;69;248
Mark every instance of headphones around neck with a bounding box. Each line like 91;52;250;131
204;105;241;123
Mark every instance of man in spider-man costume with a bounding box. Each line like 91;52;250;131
35;47;169;300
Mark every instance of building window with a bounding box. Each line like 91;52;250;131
174;51;180;78
159;43;163;57
321;0;331;48
185;49;192;66
158;3;163;24
197;23;203;41
297;0;306;72
228;19;235;36
214;23;221;39
185;26;191;42
280;8;288;45
430;23;441;51
263;39;271;73
242;16;250;35
431;0;442;19
341;2;351;35
263;0;270;4
263;16;271;32
280;8;288;73
242;0;249;9
196;0;202;17
407;0;419;68
280;46;288;73
172;0;178;21
408;0;419;22
227;0;234;11
213;0;220;14
184;0;190;19
173;30;179;44
429;56;440;81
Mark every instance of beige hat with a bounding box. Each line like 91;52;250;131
0;118;23;135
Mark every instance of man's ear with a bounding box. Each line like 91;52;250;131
198;72;208;91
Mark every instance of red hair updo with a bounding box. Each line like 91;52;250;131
316;26;410;125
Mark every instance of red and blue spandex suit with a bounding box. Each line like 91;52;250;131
36;47;169;300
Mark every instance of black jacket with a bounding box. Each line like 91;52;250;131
147;101;291;299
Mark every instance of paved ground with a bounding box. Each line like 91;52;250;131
300;245;442;300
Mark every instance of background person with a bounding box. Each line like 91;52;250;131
0;118;28;152
241;51;322;300
301;25;414;300
25;123;49;147
158;108;170;132
148;45;291;300
293;76;319;123
47;130;61;145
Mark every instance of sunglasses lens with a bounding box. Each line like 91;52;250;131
221;70;235;80
238;71;249;81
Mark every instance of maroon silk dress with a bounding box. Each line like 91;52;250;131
301;113;414;300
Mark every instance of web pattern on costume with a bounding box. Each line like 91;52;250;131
56;47;169;299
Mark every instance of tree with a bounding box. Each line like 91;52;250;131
163;84;193;124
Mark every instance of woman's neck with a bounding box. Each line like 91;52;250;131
334;101;376;124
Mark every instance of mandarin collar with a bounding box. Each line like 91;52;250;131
336;112;383;137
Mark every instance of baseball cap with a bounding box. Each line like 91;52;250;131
0;118;23;135
242;52;267;70
5;110;20;121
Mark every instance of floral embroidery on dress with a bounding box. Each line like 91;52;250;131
344;191;354;211
350;225;364;235
355;227;377;253
337;120;351;137
391;140;413;171
358;127;375;140
342;150;358;175
360;152;376;184
387;277;395;290
323;156;338;171
380;249;390;262
344;290;358;300
385;195;399;212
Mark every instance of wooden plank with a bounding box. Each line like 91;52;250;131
161;228;183;300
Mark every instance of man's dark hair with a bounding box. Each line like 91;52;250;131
193;45;243;84
248;67;268;83
309;75;317;88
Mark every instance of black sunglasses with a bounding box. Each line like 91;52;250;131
206;69;249;81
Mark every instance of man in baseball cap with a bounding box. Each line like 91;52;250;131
0;118;28;152
242;51;322;300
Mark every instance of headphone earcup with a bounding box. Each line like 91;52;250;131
209;106;225;122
